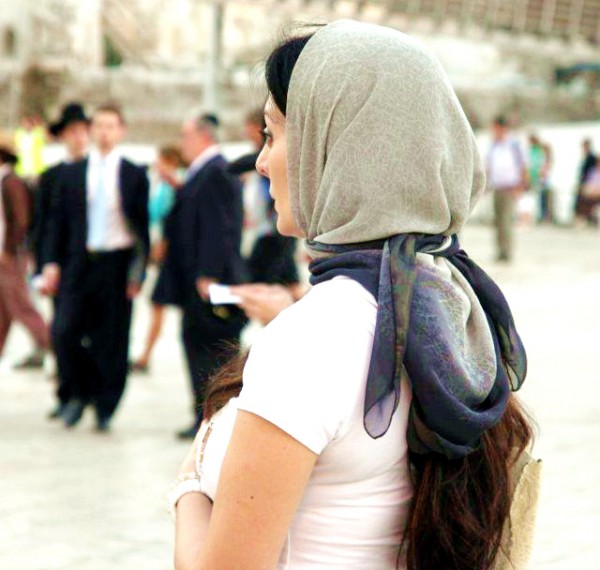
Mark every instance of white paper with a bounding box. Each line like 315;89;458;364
208;283;242;305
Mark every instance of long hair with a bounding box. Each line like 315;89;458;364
203;351;247;420
203;31;534;570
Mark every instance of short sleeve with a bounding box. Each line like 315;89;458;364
236;279;376;455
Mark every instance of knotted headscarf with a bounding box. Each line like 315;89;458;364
286;20;526;458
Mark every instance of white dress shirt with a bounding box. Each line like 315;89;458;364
86;148;135;251
487;137;525;190
185;144;221;182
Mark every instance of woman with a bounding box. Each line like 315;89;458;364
171;21;539;569
132;145;183;373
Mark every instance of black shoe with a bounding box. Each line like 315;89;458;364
176;425;197;440
95;417;111;433
62;399;86;428
48;403;67;420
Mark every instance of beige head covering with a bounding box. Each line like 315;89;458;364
286;20;486;249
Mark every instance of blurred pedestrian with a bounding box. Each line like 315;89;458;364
579;156;600;220
539;142;554;224
0;134;49;365
14;115;46;184
574;138;598;226
229;109;301;296
32;103;90;412
167;113;246;439
131;145;184;374
42;103;149;432
527;134;544;223
486;116;527;262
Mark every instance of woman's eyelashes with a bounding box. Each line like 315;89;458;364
263;128;273;146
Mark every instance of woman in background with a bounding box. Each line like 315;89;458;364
132;145;183;373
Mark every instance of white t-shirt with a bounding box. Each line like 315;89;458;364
487;137;524;189
197;277;414;569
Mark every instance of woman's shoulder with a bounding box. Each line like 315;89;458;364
239;279;378;454
244;276;377;393
270;276;377;337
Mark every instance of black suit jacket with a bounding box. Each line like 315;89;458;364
34;161;68;274
44;156;150;291
168;154;245;293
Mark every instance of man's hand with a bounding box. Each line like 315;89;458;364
127;282;142;300
229;284;296;325
196;277;217;302
41;263;61;297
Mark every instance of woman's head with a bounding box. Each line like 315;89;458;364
257;34;314;238
156;144;183;178
259;20;485;249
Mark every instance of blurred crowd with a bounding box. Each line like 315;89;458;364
486;116;599;263
486;115;599;262
0;101;304;438
0;102;598;436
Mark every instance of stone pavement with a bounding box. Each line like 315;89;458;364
1;223;598;569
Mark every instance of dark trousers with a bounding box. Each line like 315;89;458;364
538;186;554;223
53;249;133;420
493;190;517;261
50;296;71;405
181;294;245;426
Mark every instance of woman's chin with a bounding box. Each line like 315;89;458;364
276;217;304;239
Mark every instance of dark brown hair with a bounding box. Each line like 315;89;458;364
158;144;183;168
202;31;534;569
203;351;247;420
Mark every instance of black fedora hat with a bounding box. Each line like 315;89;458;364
49;102;90;137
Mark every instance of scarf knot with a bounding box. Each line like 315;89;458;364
308;234;526;459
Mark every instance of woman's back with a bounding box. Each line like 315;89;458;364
201;277;413;568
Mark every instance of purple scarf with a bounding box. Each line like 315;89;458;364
309;234;526;459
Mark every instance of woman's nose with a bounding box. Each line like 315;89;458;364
256;146;269;178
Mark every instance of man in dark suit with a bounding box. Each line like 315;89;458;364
168;113;246;438
27;103;90;412
42;103;149;432
34;103;90;275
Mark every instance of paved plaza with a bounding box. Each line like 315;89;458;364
1;222;599;569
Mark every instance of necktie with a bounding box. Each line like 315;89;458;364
88;158;108;250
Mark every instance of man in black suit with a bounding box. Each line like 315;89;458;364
34;103;90;276
168;114;246;438
42;103;149;432
27;103;90;411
